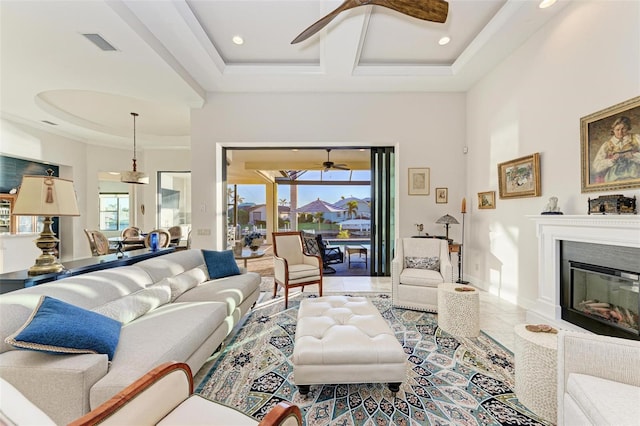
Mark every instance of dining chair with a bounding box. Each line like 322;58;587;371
121;226;142;238
85;230;113;256
167;226;182;247
144;229;171;249
272;231;322;309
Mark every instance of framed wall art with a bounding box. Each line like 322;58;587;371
580;96;640;193
478;191;496;209
498;153;541;199
435;187;448;203
408;168;430;195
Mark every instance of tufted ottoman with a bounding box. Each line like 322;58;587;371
292;295;406;395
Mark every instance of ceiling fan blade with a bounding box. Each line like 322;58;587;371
291;0;360;44
370;0;448;23
334;165;350;170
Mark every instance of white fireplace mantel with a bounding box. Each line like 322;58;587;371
526;215;640;328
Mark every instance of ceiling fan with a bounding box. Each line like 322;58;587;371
292;0;449;44
322;149;349;171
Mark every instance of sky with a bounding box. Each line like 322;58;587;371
237;184;370;207
234;170;371;206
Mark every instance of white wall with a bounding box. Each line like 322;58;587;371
1;118;191;272
190;92;467;249
465;1;640;307
0;118;88;265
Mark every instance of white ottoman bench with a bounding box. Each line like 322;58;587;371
292;295;406;395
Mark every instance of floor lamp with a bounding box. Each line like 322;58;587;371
457;198;469;284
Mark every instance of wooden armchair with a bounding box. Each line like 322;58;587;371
69;362;302;426
272;231;323;309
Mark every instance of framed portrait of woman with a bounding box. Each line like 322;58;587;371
581;96;640;193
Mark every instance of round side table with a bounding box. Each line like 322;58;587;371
437;283;480;337
514;324;558;423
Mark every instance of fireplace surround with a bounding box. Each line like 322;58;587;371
529;215;640;337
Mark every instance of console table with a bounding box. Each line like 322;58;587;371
0;247;175;294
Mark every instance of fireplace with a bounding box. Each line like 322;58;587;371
529;215;640;338
560;241;639;340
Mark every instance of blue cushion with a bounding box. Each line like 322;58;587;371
5;296;122;360
202;249;241;279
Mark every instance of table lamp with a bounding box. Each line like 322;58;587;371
12;169;80;275
435;214;459;240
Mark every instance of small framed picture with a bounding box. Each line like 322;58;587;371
408;168;430;195
478;191;496;209
498;153;541;199
435;187;448;203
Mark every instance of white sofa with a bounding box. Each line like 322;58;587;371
557;330;640;426
391;237;452;312
0;249;261;425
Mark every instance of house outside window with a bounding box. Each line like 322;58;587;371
99;193;129;231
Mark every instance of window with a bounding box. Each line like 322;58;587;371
99;193;129;231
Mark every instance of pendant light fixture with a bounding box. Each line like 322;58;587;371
121;112;149;184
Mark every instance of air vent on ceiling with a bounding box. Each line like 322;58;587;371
82;33;117;51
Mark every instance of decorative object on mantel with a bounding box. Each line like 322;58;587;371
12;169;80;275
541;196;563;215
588;194;637;215
580;96;640;193
525;324;558;334
415;223;424;236
498;153;541;199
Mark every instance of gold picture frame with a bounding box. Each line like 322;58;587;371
435;187;448;203
498;153;541;199
408;168;430;195
580;96;640;193
477;191;495;209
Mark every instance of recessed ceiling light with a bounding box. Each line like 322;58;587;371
291;149;299;152
438;36;451;46
539;0;557;8
232;35;244;45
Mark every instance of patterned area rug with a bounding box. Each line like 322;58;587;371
196;293;551;426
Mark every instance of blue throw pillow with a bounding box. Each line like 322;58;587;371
202;249;241;279
5;296;122;360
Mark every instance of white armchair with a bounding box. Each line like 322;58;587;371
557;330;640;426
69;362;302;426
272;231;323;309
391;237;452;312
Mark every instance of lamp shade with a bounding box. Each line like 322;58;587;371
13;174;80;217
121;170;149;185
435;214;459;225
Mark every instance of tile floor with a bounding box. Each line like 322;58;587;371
321;275;527;352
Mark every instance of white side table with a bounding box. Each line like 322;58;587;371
514;324;558;423
437;283;480;337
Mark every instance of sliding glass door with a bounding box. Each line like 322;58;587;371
370;147;395;276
